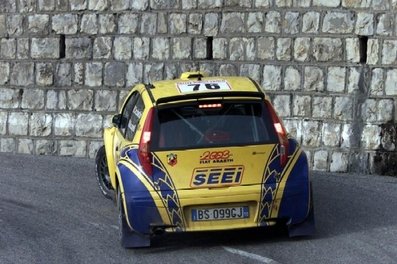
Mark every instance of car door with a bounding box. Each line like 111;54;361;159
113;92;139;163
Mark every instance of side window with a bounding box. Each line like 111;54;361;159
125;96;144;141
120;93;138;136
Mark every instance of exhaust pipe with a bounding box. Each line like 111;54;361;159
150;224;177;236
152;227;165;235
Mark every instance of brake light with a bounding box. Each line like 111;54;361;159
265;101;289;167
198;103;222;109
138;107;155;176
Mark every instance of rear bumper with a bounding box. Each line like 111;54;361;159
124;181;310;234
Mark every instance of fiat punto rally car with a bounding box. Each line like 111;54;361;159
95;72;315;248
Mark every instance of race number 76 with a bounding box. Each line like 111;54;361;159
177;80;231;93
189;83;220;91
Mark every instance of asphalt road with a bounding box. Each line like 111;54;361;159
1;153;397;264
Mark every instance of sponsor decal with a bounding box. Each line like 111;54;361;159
132;105;142;118
127;122;136;132
190;165;244;188
199;150;233;164
252;151;267;155
176;80;231;93
167;153;178;166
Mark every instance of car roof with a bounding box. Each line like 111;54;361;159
145;72;265;105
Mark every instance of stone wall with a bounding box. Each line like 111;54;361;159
0;0;396;175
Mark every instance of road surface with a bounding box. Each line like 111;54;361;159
1;153;396;264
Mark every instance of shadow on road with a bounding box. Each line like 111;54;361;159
139;226;288;253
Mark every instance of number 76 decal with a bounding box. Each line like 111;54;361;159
177;80;231;93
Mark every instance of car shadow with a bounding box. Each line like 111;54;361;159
145;226;289;253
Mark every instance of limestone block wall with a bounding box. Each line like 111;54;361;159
0;0;396;175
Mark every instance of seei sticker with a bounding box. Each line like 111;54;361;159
190;166;244;188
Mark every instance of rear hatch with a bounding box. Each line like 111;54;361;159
150;99;280;189
154;145;276;190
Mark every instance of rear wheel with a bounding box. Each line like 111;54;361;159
95;146;113;199
117;188;150;248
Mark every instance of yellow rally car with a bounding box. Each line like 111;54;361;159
95;72;315;248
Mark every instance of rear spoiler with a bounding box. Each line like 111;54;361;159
155;91;265;106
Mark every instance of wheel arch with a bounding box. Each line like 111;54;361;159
103;127;118;190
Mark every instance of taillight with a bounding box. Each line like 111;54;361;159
265;101;289;167
138;107;155;176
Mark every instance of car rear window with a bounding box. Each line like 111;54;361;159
151;100;279;150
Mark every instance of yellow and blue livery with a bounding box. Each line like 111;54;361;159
95;72;315;248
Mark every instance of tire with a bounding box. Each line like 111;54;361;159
95;146;113;199
117;188;150;248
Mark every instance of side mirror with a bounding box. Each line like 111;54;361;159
112;114;122;127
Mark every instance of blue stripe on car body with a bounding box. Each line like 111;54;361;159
119;146;185;233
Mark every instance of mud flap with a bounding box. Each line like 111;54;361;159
118;189;151;248
287;205;315;237
121;231;151;248
288;183;316;237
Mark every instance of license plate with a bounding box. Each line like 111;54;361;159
191;206;249;221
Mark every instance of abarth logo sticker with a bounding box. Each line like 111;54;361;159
167;153;178;166
199;150;233;164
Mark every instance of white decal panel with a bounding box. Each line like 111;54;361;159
176;80;231;93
